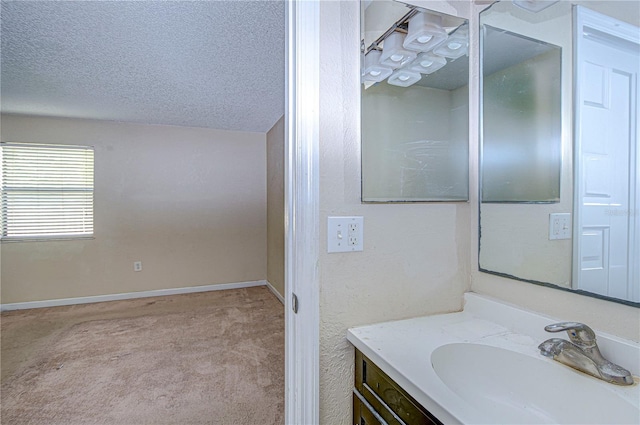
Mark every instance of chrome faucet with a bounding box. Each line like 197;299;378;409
538;322;634;386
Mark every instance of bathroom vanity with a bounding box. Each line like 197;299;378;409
348;293;640;425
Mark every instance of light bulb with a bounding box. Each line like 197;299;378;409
390;54;404;62
403;12;447;53
363;50;393;82
388;69;421;87
410;52;446;74
448;42;462;50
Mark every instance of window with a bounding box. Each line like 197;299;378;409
1;142;94;241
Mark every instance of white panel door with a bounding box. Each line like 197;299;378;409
575;7;639;302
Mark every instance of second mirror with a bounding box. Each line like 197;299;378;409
361;2;469;202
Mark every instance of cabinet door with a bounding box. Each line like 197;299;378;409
355;350;443;425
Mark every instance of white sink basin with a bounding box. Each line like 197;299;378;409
431;343;640;424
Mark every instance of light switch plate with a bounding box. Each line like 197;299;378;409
327;216;364;253
549;213;571;240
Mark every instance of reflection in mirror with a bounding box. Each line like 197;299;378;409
361;1;469;202
479;1;639;306
482;26;561;202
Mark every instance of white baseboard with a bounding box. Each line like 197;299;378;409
266;280;285;304
0;280;267;312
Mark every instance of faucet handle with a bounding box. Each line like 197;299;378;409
544;322;597;347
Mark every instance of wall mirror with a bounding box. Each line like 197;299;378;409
479;0;639;306
361;1;469;202
482;26;562;202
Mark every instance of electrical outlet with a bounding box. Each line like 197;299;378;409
348;223;359;246
549;213;571;240
134;261;143;272
328;216;364;253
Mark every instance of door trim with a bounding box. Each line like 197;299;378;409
285;1;320;423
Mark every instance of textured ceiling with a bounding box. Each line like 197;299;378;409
1;0;285;133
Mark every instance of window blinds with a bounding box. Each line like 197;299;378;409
1;142;94;240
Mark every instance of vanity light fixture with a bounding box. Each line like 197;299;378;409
362;50;394;83
379;31;417;69
387;69;422;87
512;0;560;12
408;52;447;74
433;25;468;59
403;12;448;53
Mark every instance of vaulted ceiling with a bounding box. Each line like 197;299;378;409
1;1;285;133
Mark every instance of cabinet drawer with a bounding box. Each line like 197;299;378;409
355;349;442;425
353;392;384;425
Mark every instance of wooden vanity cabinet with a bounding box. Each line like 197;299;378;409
354;349;443;425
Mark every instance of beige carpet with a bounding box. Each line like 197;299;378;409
1;286;284;425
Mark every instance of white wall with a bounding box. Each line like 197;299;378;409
318;2;471;423
267;115;285;298
0;114;267;304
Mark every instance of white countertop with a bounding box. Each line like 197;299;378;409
347;292;640;424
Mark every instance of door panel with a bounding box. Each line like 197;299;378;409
575;9;639;302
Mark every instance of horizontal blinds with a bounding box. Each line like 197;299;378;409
1;142;94;240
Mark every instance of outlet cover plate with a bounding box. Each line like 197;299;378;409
328;216;363;253
549;213;571;240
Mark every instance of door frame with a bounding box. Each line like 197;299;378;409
284;1;320;423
